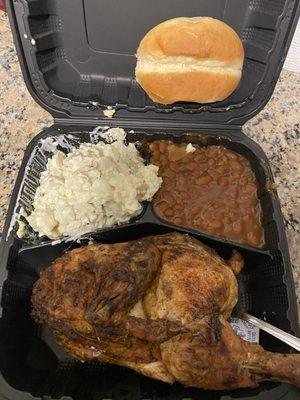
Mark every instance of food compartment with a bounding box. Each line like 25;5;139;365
1;123;298;398
8;126;278;252
0;222;298;400
141;130;279;251
149;140;264;248
8;127;157;244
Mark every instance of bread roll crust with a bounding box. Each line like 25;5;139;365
137;70;241;104
138;17;244;64
136;17;244;105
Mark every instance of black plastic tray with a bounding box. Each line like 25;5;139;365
1;0;300;399
7;0;300;124
1;124;299;400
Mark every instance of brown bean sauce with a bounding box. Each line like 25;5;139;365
150;141;264;247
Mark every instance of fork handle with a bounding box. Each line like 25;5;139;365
239;312;300;352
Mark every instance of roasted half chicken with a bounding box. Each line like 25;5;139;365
31;232;300;389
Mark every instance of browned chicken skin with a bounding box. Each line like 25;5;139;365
31;232;300;389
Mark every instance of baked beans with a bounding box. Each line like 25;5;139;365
150;141;264;247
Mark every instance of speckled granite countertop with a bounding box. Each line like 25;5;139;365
0;13;299;310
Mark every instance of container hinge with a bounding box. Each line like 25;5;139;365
54;118;243;132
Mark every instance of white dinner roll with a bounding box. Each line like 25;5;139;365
135;17;245;105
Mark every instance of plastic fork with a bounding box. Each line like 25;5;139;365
235;311;300;352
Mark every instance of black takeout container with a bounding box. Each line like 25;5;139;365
1;0;300;399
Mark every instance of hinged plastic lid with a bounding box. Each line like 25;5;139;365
7;0;300;125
